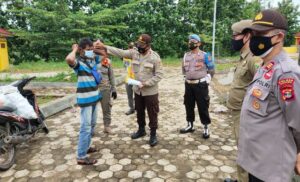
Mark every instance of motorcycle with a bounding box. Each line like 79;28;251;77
0;76;49;170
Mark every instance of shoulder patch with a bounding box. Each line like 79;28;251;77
101;57;111;67
207;55;212;62
278;78;295;101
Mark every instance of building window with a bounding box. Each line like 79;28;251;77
0;43;5;48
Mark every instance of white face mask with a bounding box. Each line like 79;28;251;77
84;50;95;59
258;47;273;58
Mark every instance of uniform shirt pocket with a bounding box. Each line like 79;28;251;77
132;60;140;73
144;62;154;73
195;60;204;71
247;86;270;117
238;68;248;78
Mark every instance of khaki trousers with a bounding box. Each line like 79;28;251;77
100;89;112;127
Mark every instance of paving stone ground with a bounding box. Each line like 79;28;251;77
0;67;237;182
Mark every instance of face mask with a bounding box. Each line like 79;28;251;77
231;38;244;51
249;35;279;58
188;43;198;50
137;46;147;54
84;50;94;59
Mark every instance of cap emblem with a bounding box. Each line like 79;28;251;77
258;43;265;50
255;12;263;21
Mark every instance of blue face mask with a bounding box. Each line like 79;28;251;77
84;50;94;59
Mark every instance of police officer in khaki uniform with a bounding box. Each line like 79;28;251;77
237;9;300;182
180;34;215;139
97;34;163;147
97;48;117;134
225;20;262;182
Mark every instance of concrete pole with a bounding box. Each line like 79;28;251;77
212;0;217;60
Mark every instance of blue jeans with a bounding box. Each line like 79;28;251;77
77;104;98;159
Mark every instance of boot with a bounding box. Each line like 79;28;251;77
202;124;210;139
104;126;112;134
149;129;158;147
180;121;195;133
131;127;146;139
125;109;135;115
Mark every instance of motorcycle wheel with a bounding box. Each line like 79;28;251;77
0;126;16;171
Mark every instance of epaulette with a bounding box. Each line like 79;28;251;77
279;56;293;73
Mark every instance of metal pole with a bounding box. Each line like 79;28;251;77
212;0;217;60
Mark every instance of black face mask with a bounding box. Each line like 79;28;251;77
137;47;146;54
188;43;198;50
250;35;279;57
231;38;244;51
137;45;148;54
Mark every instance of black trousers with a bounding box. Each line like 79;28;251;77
249;173;264;182
184;81;211;125
135;93;159;131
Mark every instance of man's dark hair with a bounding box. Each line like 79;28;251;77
79;38;93;49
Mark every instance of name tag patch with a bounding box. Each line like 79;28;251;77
256;79;271;89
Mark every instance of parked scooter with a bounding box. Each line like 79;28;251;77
0;76;49;170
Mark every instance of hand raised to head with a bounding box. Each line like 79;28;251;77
93;39;105;49
72;44;79;52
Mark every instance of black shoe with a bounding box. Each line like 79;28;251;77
180;121;195;134
149;135;158;147
125;109;135;115
131;129;146;139
224;178;238;182
202;125;210;139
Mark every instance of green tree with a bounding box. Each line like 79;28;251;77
7;0;142;62
5;0;298;63
277;0;300;46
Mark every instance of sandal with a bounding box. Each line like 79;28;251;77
87;147;98;154
77;157;97;165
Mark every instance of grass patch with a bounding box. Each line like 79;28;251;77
35;72;77;82
7;61;69;73
110;57;126;68
0;72;77;83
217;56;239;61
110;56;182;67
37;95;58;105
2;55;237;76
162;57;181;67
0;72;121;83
215;62;236;72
